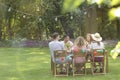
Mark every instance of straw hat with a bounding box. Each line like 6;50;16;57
91;33;102;42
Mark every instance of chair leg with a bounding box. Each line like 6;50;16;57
51;60;55;75
91;62;94;75
54;63;56;76
84;65;86;75
51;59;52;71
66;63;69;76
72;61;75;76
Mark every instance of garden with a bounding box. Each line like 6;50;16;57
0;0;120;80
0;46;120;80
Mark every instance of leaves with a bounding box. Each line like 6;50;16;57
110;42;120;59
108;7;120;20
111;0;120;6
62;0;84;13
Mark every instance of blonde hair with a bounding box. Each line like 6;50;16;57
74;36;86;48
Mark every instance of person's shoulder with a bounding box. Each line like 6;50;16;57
69;40;73;43
60;41;64;43
49;41;52;45
69;40;73;44
49;41;54;45
100;42;104;45
100;41;104;44
99;41;104;44
91;41;96;45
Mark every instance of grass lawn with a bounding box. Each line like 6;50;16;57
0;47;120;80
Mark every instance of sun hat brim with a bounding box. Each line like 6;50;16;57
91;33;102;42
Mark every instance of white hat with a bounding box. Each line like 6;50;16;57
91;33;102;42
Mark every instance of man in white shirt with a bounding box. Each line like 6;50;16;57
49;32;64;62
61;35;73;52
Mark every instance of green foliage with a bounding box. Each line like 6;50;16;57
110;0;120;6
62;0;120;20
109;7;120;20
110;42;120;59
100;21;117;39
62;0;84;13
0;0;120;41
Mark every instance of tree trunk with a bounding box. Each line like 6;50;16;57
84;5;98;34
0;19;2;40
8;18;12;40
60;17;74;38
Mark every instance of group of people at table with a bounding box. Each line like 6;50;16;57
49;32;105;74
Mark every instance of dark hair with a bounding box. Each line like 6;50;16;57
63;34;69;39
51;32;59;39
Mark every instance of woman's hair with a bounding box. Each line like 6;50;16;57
86;33;91;38
74;36;86;48
97;42;101;45
86;33;92;42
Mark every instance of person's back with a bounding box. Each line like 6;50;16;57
72;36;87;63
90;33;104;72
49;33;64;62
49;40;64;62
90;33;104;49
71;36;87;73
90;41;104;49
49;33;72;63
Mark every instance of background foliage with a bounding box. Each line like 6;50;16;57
0;0;120;45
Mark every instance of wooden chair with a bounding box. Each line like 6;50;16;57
53;50;69;76
51;57;54;75
72;49;87;76
105;50;109;73
85;51;93;74
91;49;106;75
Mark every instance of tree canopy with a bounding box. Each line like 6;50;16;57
0;0;120;41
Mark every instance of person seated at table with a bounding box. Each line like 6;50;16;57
61;34;73;72
86;33;92;49
71;36;87;73
61;34;73;53
49;32;72;73
85;33;93;59
90;33;105;72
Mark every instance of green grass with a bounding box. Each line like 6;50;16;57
0;47;120;80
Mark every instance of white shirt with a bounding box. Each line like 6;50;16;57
61;41;73;52
90;42;104;49
49;40;64;62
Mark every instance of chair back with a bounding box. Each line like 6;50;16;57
54;50;67;59
92;49;105;57
73;49;87;57
53;50;69;76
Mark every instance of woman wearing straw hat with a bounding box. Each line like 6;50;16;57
90;33;104;49
90;33;105;73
